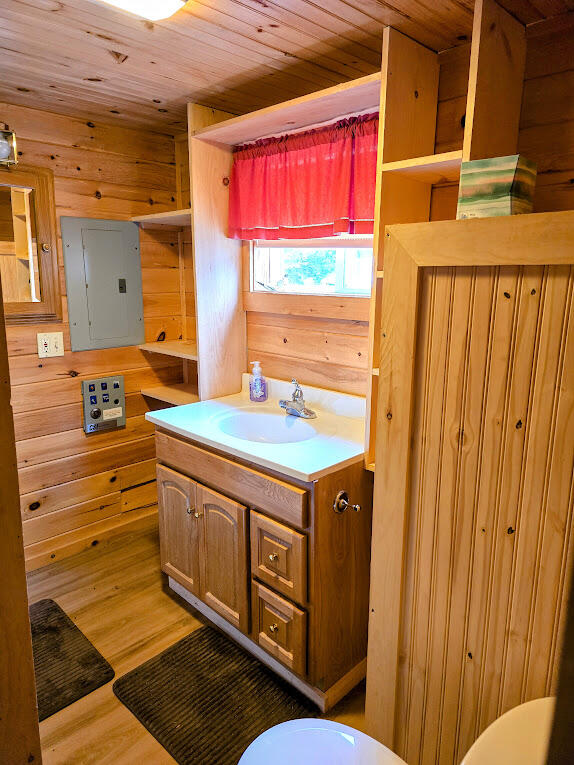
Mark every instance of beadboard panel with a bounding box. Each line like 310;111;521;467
395;264;574;765
2;102;179;570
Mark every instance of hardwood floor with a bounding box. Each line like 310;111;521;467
27;518;366;764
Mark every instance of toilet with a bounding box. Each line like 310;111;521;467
239;697;555;765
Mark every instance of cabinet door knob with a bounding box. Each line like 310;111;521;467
268;623;279;634
186;505;192;515
194;510;202;519
268;552;279;563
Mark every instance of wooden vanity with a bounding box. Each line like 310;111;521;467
154;427;373;711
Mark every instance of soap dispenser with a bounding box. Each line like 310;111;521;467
249;360;268;402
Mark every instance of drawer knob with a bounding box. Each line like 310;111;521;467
268;552;279;563
268;623;279;634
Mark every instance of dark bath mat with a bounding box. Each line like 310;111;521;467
30;598;115;721
113;625;319;765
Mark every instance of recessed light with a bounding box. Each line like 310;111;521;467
97;0;185;21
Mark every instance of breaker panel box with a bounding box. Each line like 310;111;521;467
81;375;126;433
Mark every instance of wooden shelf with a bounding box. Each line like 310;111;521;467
138;340;198;361
381;150;463;184
131;208;192;226
366;462;375;473
376;270;384;279
194;73;381;147
372;368;379;376
141;383;199;406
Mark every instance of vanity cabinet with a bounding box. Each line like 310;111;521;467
154;428;373;712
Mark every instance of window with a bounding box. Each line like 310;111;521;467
252;239;373;297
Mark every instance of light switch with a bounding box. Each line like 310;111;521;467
37;332;65;358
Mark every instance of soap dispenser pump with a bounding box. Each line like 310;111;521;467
249;360;268;402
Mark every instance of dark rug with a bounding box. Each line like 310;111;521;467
30;598;115;721
113;625;319;765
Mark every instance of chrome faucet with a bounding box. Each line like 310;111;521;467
279;379;317;419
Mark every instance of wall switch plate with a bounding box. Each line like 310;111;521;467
37;332;65;358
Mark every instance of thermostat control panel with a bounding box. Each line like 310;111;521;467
82;375;126;433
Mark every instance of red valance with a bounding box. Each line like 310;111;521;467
228;113;379;240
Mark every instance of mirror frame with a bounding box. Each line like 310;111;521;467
0;164;61;323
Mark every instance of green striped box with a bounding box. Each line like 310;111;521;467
457;154;537;220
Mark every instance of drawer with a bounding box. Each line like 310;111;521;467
252;581;306;677
251;510;307;605
155;431;308;529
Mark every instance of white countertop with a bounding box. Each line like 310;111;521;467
145;375;366;482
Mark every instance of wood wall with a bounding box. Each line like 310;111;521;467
244;17;573;398
394;259;573;765
0;102;183;571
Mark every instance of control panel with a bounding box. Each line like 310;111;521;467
81;375;126;433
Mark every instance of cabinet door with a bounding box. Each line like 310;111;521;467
156;464;200;595
198;484;249;633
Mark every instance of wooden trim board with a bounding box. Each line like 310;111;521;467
0;279;42;762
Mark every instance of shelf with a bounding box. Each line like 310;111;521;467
381;150;463;184
376;270;384;279
366;462;375;473
139;340;198;361
141;383;199;406
372;368;379;376
131;208;192;226
194;73;381;147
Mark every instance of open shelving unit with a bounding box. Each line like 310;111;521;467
138;340;198;361
131;209;192;226
140;383;199;406
366;0;527;471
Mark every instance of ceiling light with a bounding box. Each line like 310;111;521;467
97;0;186;21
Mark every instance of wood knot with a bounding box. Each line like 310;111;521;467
507;526;515;535
386;411;392;421
28;501;41;511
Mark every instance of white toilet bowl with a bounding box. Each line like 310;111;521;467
238;697;555;765
238;719;406;765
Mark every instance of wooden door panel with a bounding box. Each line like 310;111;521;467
156;464;199;595
198;484;249;633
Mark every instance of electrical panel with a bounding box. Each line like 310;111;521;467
60;217;144;351
82;375;126;433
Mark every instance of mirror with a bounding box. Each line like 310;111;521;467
0;186;41;303
0;165;60;323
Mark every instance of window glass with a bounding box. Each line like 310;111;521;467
252;241;372;296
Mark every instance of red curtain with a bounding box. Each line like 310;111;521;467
228;113;378;240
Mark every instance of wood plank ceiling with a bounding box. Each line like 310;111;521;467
0;0;570;133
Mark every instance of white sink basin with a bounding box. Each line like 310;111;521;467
217;411;317;444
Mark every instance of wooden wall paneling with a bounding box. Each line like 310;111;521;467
365;211;574;764
174;133;191;209
188;104;246;400
0;100;181;568
0;265;42;762
462;0;527;161
500;266;574;709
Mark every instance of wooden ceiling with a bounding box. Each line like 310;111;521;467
0;0;569;134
